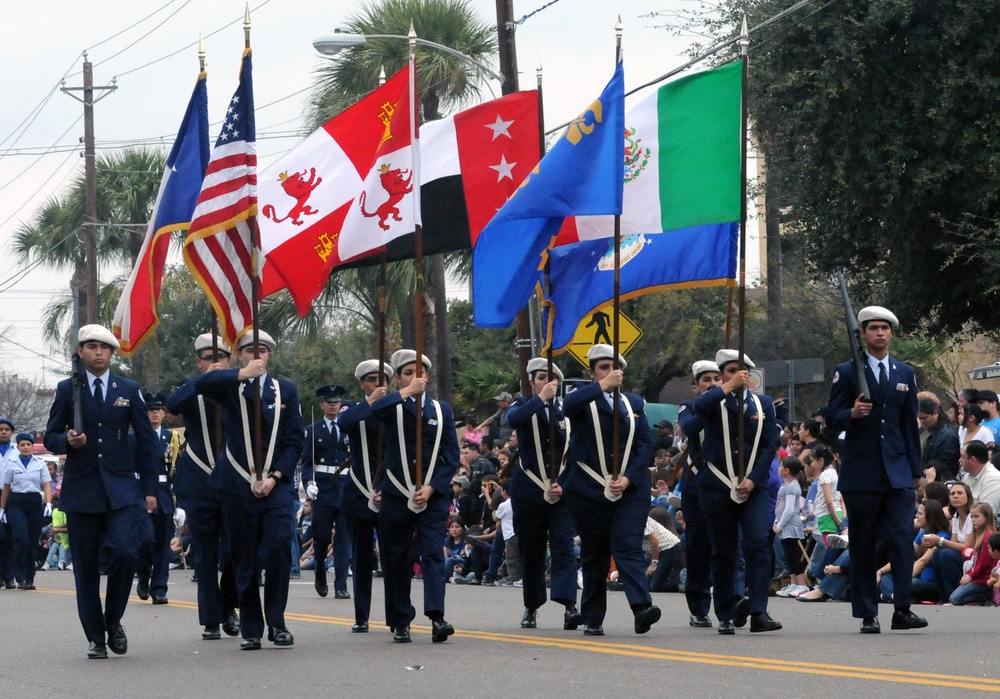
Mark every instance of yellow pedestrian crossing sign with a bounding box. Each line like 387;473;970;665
565;305;643;368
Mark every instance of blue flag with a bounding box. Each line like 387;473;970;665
542;224;738;352
472;62;625;328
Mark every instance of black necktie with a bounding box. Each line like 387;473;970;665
93;377;104;406
878;363;888;393
243;379;255;399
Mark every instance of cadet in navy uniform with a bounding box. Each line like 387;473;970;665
196;330;305;650
300;384;353;599
823;306;927;634
0;433;53;590
676;360;722;629
506;357;582;631
165;333;240;640
561;344;660;637
133;391;175;605
43;324;159;659
372;349;459;644
0;418;16;588
694;350;781;635
338;359;393;632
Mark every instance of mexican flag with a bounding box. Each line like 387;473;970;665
555;60;743;244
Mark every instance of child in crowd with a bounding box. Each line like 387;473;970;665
444;519;470;582
949;503;998;606
493;479;520;585
41;505;70;571
985;533;1000;605
774;456;809;597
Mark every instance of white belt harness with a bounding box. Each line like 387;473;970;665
525;410;571;504
707;392;764;503
386;399;444;513
226;379;282;489
576;399;636;502
185;395;216;477
349;419;380;513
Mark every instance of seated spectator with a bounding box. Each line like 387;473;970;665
922;480;952;516
798;545;851;602
925;482;974;600
958;404;995;450
918;398;960;482
443;519;471;582
977;390;1000;444
961;441;1000;514
985;533;1000;604
450;474;473;527
877;499;951;604
949;503;998;606
462;418;483;446
644;507;681;592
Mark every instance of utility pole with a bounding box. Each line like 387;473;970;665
61;52;117;324
495;0;534;397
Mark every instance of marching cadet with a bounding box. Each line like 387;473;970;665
676;360;722;629
338;359;393;632
134;391;178;605
561;344;660;637
823;306;927;634
43;324;159;659
195;330;304;650
506;357;582;631
300;384;353;599
0;418;17;588
372;349;459;644
165;333;239;641
694;350;781;634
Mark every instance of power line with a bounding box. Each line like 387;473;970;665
93;1;193;70
0;144;81;233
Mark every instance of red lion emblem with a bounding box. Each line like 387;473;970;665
359;165;412;230
262;167;323;226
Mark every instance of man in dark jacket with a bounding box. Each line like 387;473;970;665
918;398;960;481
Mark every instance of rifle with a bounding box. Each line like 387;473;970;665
836;271;871;401
71;339;84;434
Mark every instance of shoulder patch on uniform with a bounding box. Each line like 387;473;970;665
678;404;687;413
832;370;840;384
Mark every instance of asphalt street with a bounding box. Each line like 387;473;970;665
1;569;998;698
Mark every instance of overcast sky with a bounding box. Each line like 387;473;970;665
0;0;758;387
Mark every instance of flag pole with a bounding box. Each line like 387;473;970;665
408;25;424;489
374;65;388;493
611;16;623;480
736;17;749;483
243;4;264;481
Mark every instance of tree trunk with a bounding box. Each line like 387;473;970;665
765;175;783;337
430;254;452;401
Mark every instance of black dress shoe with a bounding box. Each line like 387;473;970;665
689;614;713;628
717;620;735;635
267;625;294;646
21;582;36;590
521;608;538;629
860;617;881;634
351;622;369;633
202;625;222;640
393;626;412;643
151;595;168;605
891;609;928;630
335;589;351;600
106;621;128;655
136;581;149;601
734;597;751;628
240;637;262;650
87;642;108;659
563;605;583;630
315;580;329;597
3;579;15;589
431;619;455;643
634;604;661;634
583;625;604;636
750;612;782;633
223;610;240;637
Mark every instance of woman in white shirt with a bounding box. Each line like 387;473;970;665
0;434;53;590
958;404;996;449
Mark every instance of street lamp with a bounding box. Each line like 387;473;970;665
313;28;504;83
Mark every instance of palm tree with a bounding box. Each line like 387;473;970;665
309;0;498;401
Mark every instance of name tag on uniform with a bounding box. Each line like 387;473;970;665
896;383;909;392
113;397;130;407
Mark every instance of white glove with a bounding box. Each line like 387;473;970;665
0;509;5;524
43;503;52;517
306;481;319;500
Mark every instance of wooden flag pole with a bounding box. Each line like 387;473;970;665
371;64;389;491
408;27;424;489
611;16;623;480
736;17;750;483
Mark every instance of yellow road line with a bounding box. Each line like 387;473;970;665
29;588;1000;692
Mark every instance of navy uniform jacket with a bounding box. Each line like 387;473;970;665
676;399;704;495
371;393;459;500
166;378;222;502
824;358;921;491
300;417;350;502
195;370;305;499
560;382;652;502
693;386;778;494
44;373;158;513
338;399;382;520
507;395;567;505
129;428;175;515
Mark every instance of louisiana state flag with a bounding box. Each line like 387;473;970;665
472;61;624;328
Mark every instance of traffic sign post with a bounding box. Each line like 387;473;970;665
565;304;642;368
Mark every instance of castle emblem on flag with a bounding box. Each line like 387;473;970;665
359;164;413;231
378;100;397;150
314;231;337;262
262;167;323;225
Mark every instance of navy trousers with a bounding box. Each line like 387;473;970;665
841;488;915;619
511;496;578;610
223;490;294;639
137;509;173;597
378;493;448;629
567;488;651;626
7;492;44;585
312;497;353;592
348;515;377;624
0;526;13;582
681;489;713;617
180;496;238;626
699;486;771;621
65;507;142;644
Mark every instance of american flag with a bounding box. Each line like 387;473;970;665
183;48;258;347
